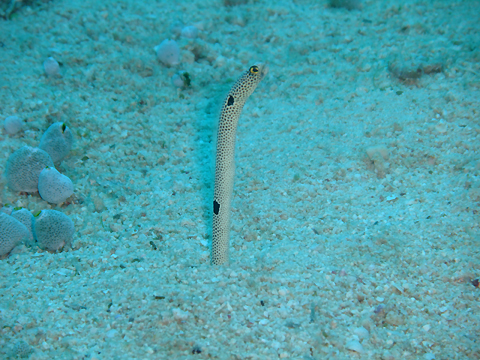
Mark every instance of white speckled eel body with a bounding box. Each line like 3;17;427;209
211;63;268;265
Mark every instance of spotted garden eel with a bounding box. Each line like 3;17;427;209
211;62;268;265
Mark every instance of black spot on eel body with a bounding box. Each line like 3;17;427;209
213;200;220;215
227;95;234;106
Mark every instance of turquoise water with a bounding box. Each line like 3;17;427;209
0;0;479;358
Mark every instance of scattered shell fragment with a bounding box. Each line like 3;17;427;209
354;327;370;339
346;340;364;353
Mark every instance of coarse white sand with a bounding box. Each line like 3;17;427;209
0;0;479;358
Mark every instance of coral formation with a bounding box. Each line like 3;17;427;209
11;208;35;246
38;167;74;204
39;122;73;163
0;213;29;258
33;210;75;251
5;146;54;192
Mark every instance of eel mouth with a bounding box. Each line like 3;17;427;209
254;62;269;80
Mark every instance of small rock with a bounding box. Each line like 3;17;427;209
44;57;61;77
106;329;117;338
435;121;447;133
353;327;369;339
154;39;180;66
172;308;189;321
181;25;199;39
4;115;23;135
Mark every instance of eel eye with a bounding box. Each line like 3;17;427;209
249;65;259;74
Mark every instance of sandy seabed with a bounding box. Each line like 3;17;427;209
0;0;479;359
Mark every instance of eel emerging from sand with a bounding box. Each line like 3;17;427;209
211;62;268;265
